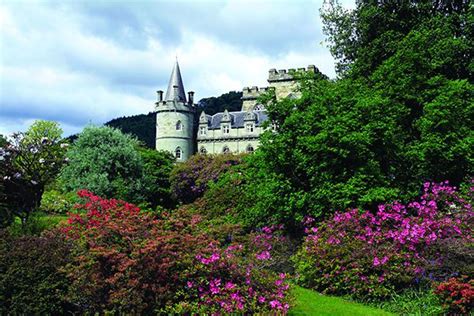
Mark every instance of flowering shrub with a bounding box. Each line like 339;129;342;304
0;230;74;314
170;225;291;314
435;277;474;314
293;182;473;300
170;153;243;203
58;190;291;314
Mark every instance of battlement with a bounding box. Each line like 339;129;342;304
268;65;318;82
241;86;271;100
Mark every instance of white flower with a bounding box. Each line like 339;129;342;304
30;180;38;185
64;157;70;162
60;143;69;148
13;172;21;178
39;158;45;163
3;176;11;180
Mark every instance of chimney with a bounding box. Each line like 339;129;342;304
156;90;163;102
188;91;195;105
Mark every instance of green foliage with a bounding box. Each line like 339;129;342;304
199;151;302;232
0;230;74;314
253;7;473;224
321;0;472;78
198;91;243;115
138;148;175;208
170;153;244;204
7;212;67;236
40;189;80;214
376;287;443;316
0;120;68;225
289;286;394;316
60;126;146;203
105;111;156;148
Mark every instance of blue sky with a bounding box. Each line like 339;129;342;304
0;0;354;137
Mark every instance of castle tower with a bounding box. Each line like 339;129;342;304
155;60;196;161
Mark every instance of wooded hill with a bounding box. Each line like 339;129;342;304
104;91;243;148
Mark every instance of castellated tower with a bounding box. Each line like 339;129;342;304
155;60;196;161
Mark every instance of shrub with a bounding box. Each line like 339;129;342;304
59;126;145;203
293;181;473;300
0;230;74;314
435;277;474;315
40;189;80;214
170;153;243;204
58;190;291;314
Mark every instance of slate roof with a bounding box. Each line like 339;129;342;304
204;110;268;130
165;60;187;102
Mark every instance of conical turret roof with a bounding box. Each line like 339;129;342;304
165;60;187;102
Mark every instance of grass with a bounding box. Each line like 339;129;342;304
289;286;395;316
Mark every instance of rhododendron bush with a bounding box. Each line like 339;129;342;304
293;182;473;300
435;277;474;314
58;190;291;314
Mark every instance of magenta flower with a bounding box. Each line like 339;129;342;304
256;250;271;260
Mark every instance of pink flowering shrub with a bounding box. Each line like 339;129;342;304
293;182;473;300
168;225;292;314
56;191;291;314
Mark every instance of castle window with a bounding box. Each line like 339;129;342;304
175;147;182;159
200;126;207;136
176;120;182;131
246;123;254;133
246;145;254;153
223;146;230;153
222;125;230;134
200;147;207;154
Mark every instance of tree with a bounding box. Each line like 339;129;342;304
138;148;175;208
321;0;472;78
247;1;473;229
59;126;146;203
0;121;68;225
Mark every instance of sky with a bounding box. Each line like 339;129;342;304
0;0;354;137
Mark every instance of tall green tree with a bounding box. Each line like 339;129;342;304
246;1;473;229
321;0;472;78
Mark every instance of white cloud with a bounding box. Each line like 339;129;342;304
0;0;349;137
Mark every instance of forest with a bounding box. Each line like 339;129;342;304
0;1;472;314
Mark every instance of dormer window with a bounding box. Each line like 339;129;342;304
223;146;230;153
246;123;254;133
200;147;207;154
246;145;254;153
175;147;182;159
176;120;182;131
200;126;207;136
222;125;230;134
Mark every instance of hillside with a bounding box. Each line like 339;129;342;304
103;91;243;148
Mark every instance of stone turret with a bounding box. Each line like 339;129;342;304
267;65;320;100
155;60;196;161
241;86;270;111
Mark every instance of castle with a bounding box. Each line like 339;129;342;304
154;60;319;161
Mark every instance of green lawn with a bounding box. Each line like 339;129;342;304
289;286;394;316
